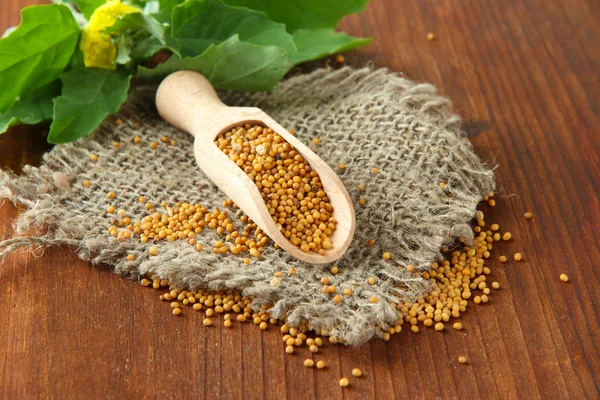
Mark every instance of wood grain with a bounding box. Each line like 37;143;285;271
1;0;599;399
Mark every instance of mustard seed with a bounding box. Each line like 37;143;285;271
434;322;444;331
382;252;391;260
259;321;268;330
339;378;349;387
368;276;376;285
492;282;500;289
133;136;141;144
304;359;314;368
331;266;339;275
316;361;326;369
458;356;467;364
426;32;435;41
285;346;294;354
358;184;365;191
203;318;212;326
370;296;379;303
499;256;507;263
172;308;181;316
90;154;98;162
113;141;120;148
371;167;379;173
514;253;522;261
524;212;533;219
453;322;463;330
502;232;512;241
352;368;362;377
335;54;345;64
216;124;337;254
338;162;346;170
309;345;318;353
149;247;158;256
560;274;569;282
83;180;91;187
150;141;158;149
224;319;232;328
193;303;202;311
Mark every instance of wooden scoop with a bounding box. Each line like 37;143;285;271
155;70;355;264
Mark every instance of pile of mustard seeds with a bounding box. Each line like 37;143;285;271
137;194;539;385
215;124;337;254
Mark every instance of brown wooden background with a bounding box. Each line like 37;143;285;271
1;0;599;399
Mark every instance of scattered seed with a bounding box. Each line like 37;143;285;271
90;154;98;162
426;32;435;41
499;256;507;263
335;54;345;64
304;359;314;368
524;212;533;219
503;232;512;241
560;274;569;282
514;253;522;261
453;322;463;330
458;356;467;364
352;368;362;377
316;360;326;369
339;378;349;387
172;308;181;316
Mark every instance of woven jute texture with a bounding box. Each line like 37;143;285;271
0;67;494;345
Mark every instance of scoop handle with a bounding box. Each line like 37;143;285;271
155;70;226;137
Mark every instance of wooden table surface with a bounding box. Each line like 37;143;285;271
1;1;599;399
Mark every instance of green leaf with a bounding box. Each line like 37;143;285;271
0;81;61;134
0;4;80;113
158;0;181;14
75;0;107;20
168;0;295;58
289;28;372;65
105;12;166;42
138;35;287;91
48;67;132;144
222;0;369;31
105;12;167;63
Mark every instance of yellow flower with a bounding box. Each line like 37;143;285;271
81;0;140;70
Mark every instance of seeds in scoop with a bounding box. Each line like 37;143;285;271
458;356;467;364
339;378;349;387
216;124;337;254
560;274;569;282
352;368;362;377
304;359;314;368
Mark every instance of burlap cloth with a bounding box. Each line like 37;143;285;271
0;67;494;345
